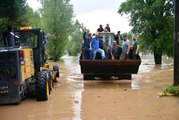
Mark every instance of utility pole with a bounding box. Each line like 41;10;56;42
174;0;179;85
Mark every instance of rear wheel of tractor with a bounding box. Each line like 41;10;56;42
36;72;49;101
49;78;53;93
47;70;53;94
53;65;59;78
15;94;22;105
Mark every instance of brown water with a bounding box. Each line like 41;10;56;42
0;55;178;120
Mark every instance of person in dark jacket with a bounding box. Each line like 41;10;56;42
110;40;122;60
99;36;103;49
131;34;140;59
83;32;92;59
114;31;123;45
103;36;111;59
105;24;111;32
97;24;104;32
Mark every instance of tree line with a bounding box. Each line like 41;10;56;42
0;0;174;64
119;0;174;64
0;0;87;61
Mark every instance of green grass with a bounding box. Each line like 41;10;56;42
162;84;179;96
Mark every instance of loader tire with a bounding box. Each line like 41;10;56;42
36;72;49;101
47;70;53;94
53;65;59;77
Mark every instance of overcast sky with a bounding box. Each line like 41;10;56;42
27;0;41;10
70;0;131;33
27;0;131;33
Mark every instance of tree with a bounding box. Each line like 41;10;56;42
24;6;41;28
0;0;28;31
118;0;174;64
41;0;74;61
67;20;89;56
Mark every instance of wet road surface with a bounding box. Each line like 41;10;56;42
0;55;179;120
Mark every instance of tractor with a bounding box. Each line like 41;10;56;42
80;32;141;80
0;27;59;104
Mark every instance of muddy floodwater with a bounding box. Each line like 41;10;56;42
0;55;179;120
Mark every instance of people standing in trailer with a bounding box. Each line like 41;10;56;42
82;32;92;59
131;34;140;59
120;34;131;61
114;31;123;45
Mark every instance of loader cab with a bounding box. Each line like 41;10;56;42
98;32;115;46
2;31;20;48
15;28;46;72
0;27;59;104
80;32;141;80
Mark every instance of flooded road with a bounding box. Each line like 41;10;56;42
0;55;179;120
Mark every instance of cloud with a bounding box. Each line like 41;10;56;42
71;0;122;14
27;0;41;11
27;0;131;33
71;0;131;33
75;9;131;33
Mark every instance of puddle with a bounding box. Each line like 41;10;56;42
0;54;175;120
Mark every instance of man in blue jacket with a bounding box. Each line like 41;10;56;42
90;33;105;60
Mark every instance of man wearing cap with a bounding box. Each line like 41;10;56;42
90;33;105;60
